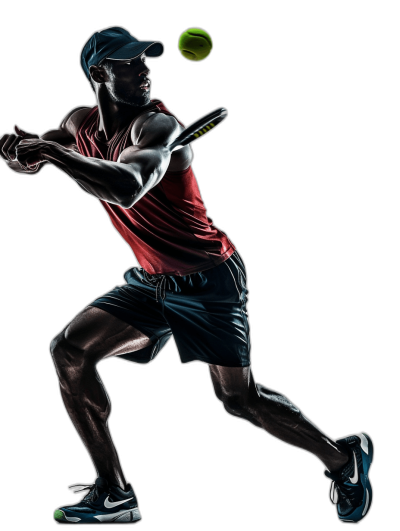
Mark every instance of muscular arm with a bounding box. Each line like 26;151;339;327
15;112;184;208
0;107;91;174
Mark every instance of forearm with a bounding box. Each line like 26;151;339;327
42;142;148;207
14;122;173;206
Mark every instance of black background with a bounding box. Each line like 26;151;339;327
1;4;383;530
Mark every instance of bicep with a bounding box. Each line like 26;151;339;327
116;113;192;205
41;129;76;148
117;145;168;206
130;112;193;171
119;113;177;169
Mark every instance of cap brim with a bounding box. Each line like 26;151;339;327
107;41;163;60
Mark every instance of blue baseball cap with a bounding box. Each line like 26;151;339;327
81;27;164;80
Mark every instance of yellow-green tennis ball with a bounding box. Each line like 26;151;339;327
178;28;212;61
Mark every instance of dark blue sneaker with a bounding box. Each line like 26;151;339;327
325;433;373;523
54;477;141;523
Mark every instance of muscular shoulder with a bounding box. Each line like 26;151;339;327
130;110;193;171
60;107;92;138
131;111;182;148
38;106;92;148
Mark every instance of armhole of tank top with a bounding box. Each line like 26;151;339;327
76;106;98;143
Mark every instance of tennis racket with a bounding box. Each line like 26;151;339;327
168;107;227;152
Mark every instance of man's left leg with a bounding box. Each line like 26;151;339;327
209;364;373;522
209;364;348;470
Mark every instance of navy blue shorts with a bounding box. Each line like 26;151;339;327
91;251;250;367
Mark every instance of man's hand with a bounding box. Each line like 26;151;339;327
0;125;39;162
0;126;41;173
15;137;55;168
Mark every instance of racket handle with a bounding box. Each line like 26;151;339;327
169;108;227;152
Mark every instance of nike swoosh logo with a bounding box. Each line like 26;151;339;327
349;451;358;484
104;495;133;509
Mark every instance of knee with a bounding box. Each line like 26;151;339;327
50;332;64;366
50;332;85;378
220;392;249;418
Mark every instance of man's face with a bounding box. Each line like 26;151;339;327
103;53;151;107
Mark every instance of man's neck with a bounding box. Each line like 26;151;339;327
96;87;153;141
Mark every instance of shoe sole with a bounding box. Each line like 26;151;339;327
54;507;141;524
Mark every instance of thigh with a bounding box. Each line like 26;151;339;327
62;305;152;362
209;365;253;395
164;252;251;366
89;272;173;363
91;273;172;345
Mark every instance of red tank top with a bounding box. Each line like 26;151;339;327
76;100;235;275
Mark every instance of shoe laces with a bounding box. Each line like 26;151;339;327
69;483;94;493
329;481;360;507
324;470;363;507
68;483;100;503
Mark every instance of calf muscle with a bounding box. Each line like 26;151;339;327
209;365;350;472
50;306;152;488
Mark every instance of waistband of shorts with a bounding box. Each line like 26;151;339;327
125;250;245;302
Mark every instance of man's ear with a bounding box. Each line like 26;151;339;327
89;65;108;84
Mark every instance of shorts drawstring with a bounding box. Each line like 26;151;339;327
144;272;168;302
156;275;167;302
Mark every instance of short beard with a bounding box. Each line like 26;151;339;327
106;85;149;107
104;68;149;107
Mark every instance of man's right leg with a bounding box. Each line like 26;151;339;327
50;305;152;490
